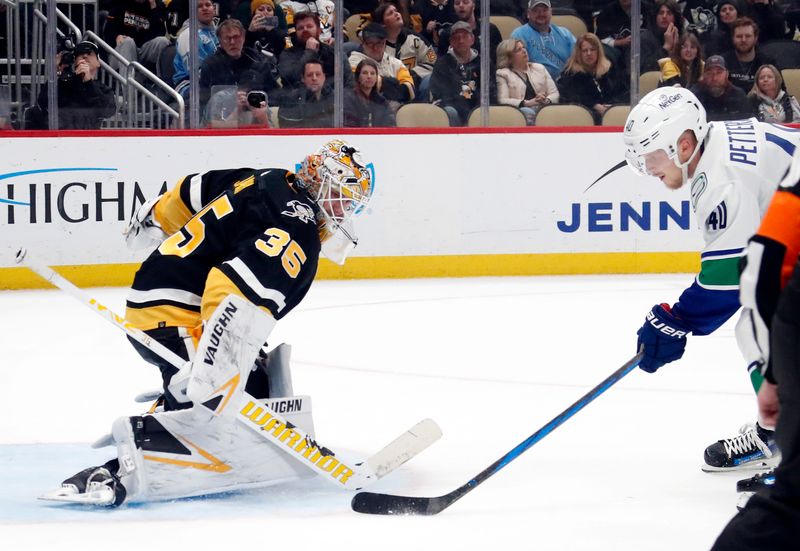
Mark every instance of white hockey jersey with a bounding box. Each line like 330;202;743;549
674;119;800;335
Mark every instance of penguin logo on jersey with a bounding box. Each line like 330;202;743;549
281;200;315;224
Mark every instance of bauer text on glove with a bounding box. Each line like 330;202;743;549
636;304;692;373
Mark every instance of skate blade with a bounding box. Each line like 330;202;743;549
38;486;115;506
736;491;754;511
701;453;781;473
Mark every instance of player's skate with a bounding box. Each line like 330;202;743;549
735;468;776;510
702;423;780;472
39;462;127;506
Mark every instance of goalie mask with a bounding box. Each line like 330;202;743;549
296;139;374;264
623;87;708;185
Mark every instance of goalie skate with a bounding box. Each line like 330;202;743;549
702;423;780;472
39;465;126;507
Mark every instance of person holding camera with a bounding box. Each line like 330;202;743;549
26;40;116;130
205;70;271;128
198;18;280;115
246;0;286;58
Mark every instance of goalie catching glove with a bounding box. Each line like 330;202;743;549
123;195;167;250
637;303;692;373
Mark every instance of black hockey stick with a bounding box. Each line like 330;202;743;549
351;350;644;515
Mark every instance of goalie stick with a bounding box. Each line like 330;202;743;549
16;247;442;491
351;350;644;515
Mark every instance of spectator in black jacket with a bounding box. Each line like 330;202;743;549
26;41;117;130
557;32;627;123
430;20;495;125
344;58;395;127
105;0;171;74
690;54;752;120
277;11;353;90
277;58;334;127
199;19;280;115
246;0;286;58
435;0;502;64
703;0;741;56
722;17;777;93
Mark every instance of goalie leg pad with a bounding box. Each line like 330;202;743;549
112;396;316;503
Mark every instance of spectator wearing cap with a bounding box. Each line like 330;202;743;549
702;0;741;56
277;11;354;91
26;41;117;130
690;54;752;120
373;2;437;100
511;0;576;81
435;0;502;64
349;22;416;105
430;20;496;125
721;17;777;94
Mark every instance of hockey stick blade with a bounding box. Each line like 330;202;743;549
352;351;643;515
361;418;442;480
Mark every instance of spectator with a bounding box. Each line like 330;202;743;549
204;69;271;127
280;1;336;43
511;0;576;81
374;2;437;100
430;20;495;125
557;33;627;124
418;0;457;48
702;0;741;56
744;0;787;43
658;32;705;87
246;0;286;58
164;0;236;37
682;0;718;39
198;19;280;113
436;0;502;64
0;84;10;129
278;12;354;91
495;38;558;125
690;54;752;120
277;58;334;127
232;0;289;31
641;0;685;71
173;0;219;100
344;58;396;127
722;17;777;93
105;0;172;75
595;0;647;71
349;23;416;106
748;63;800;122
26;41;117;130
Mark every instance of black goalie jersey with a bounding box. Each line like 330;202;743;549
125;168;323;333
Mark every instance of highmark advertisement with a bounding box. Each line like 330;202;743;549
0;131;703;286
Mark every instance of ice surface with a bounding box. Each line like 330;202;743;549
0;275;755;550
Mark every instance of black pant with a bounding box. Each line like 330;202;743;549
128;326;271;412
711;262;800;549
127;327;193;412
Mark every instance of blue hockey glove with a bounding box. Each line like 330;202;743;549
636;303;692;373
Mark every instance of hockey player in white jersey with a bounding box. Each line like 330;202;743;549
623;87;800;472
